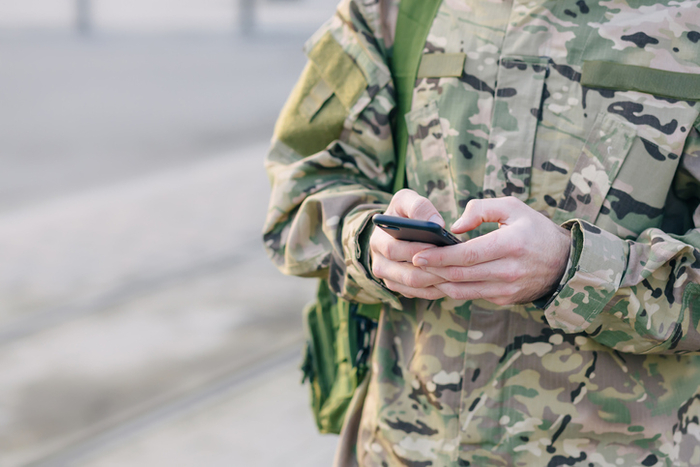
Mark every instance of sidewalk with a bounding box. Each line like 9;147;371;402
0;144;329;467
74;358;338;467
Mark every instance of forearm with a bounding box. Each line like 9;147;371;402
544;220;695;351
263;0;400;304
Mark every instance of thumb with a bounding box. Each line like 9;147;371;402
392;189;445;227
451;198;515;233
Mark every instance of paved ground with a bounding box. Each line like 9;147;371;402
0;2;343;465
0;146;331;467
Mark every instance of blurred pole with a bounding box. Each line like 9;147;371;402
239;0;255;35
76;0;91;35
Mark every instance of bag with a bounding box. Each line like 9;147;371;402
300;0;443;435
301;280;380;434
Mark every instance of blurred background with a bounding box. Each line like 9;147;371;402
0;1;339;465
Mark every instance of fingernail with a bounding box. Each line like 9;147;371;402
413;256;428;267
451;218;464;230
428;214;444;227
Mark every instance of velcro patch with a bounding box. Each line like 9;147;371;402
416;53;466;78
582;61;700;102
307;32;367;109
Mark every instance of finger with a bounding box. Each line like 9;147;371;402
372;254;445;288
370;227;437;262
412;231;506;268
451;197;524;233
383;280;447;300
423;259;523;284
387;189;444;226
434;281;520;305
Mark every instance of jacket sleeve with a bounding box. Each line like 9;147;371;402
263;0;401;307
544;124;700;354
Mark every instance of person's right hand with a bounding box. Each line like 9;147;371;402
369;189;448;300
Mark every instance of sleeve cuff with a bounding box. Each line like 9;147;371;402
339;205;403;310
543;219;629;334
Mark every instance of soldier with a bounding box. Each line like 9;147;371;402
264;0;700;465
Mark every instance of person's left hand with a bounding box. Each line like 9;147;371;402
411;197;571;305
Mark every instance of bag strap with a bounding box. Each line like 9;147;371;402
390;0;444;193
354;0;442;322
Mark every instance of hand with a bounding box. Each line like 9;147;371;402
369;189;448;300
412;197;571;305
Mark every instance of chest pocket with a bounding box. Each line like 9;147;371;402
551;112;636;225
404;100;461;223
483;55;550;201
552;61;700;238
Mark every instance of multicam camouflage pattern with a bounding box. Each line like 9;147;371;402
263;0;700;465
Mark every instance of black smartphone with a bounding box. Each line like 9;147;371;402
372;214;462;246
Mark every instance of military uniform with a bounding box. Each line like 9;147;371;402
264;0;700;465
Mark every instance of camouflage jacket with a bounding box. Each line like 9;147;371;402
263;0;700;465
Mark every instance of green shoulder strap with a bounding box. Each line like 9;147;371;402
355;0;441;320
390;0;443;193
302;0;443;435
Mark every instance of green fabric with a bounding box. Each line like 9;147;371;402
417;52;466;78
273;62;347;156
391;0;444;193
302;280;367;433
581;60;700;102
302;282;379;434
275;31;368;156
308;31;368;109
299;77;334;121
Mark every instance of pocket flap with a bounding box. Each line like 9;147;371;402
299;74;334;121
483;55;550;201
307;31;368;109
581;61;700;101
553;113;636;224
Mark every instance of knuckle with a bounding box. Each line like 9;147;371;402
465;198;480;211
394;189;414;207
446;267;466;282
472;289;486;301
429;249;444;265
502;284;521;299
427;288;444;300
391;189;407;205
369;233;381;252
463;200;478;218
501;266;522;283
461;248;480;265
438;283;456;299
507;239;526;257
409;196;431;219
383;241;395;260
372;261;384;279
452;287;473;301
403;272;421;289
450;290;466;300
400;270;412;287
491;296;511;306
445;290;462;300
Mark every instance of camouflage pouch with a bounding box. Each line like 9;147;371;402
300;279;378;434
